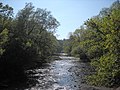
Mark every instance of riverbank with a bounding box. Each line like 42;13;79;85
1;54;119;90
80;84;115;90
21;55;120;90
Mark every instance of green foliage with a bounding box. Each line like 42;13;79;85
86;1;120;87
0;2;60;86
56;40;64;53
0;3;13;56
63;39;72;55
88;53;119;87
8;2;60;64
0;28;9;55
64;0;120;87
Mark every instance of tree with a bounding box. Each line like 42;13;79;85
64;0;120;87
85;1;120;87
4;3;60;67
0;2;60;87
0;3;13;56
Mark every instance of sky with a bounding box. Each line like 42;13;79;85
1;0;116;40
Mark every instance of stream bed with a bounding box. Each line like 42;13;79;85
25;55;91;90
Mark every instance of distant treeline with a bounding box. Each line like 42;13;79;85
0;2;60;86
63;1;120;87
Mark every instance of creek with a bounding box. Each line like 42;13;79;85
25;54;91;90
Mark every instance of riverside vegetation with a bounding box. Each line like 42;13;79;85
63;0;120;87
0;0;120;89
0;2;60;87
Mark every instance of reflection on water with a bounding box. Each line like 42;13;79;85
5;56;91;90
50;56;81;89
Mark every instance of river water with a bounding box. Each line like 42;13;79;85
25;55;91;90
2;55;91;90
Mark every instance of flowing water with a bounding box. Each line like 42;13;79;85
3;55;92;90
25;55;91;90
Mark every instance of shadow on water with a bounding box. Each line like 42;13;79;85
1;55;92;90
